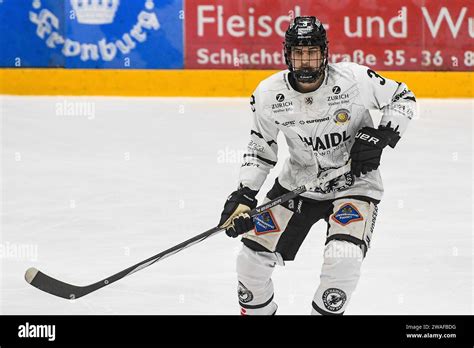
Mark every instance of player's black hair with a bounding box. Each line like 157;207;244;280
284;16;329;83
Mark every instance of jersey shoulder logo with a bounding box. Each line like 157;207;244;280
331;203;363;226
253;210;280;235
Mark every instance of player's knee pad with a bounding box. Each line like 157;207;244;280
311;240;363;315
327;198;378;257
236;245;282;315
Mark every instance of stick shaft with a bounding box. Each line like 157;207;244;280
26;162;351;299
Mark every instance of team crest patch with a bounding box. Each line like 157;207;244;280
253;210;280;235
238;281;253;304
333;108;351;125
331;203;363;226
322;288;347;312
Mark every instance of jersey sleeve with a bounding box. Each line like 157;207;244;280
238;85;279;191
352;63;416;147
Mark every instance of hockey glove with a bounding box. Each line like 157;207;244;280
218;185;258;238
350;125;400;177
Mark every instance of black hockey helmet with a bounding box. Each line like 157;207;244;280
284;16;329;83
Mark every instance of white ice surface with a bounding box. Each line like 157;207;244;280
0;96;472;314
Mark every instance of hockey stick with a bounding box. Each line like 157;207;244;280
25;161;351;300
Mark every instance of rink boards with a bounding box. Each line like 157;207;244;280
1;69;473;98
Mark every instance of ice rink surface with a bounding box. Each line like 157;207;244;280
1;96;472;314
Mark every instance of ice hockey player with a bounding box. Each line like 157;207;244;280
218;16;416;315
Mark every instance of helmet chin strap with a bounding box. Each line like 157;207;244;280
292;64;326;84
293;69;322;83
289;66;327;93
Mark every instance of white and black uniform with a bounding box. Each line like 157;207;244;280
240;62;415;200
235;62;416;315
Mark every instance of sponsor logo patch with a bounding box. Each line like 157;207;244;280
331;203;363;226
327;93;349;102
298;131;351;152
247;140;265;153
241;162;259;168
391;88;409;103
322;288;347;312
391;103;414;119
298;117;330;126
272;101;293;112
281;120;296;127
276;93;285;102
253;210;280;235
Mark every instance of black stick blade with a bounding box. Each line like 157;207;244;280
25;267;88;300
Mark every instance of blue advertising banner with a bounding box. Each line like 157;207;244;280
0;0;183;68
0;0;65;67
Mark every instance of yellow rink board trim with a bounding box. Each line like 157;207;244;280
1;69;472;98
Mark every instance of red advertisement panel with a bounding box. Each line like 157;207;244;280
185;0;473;70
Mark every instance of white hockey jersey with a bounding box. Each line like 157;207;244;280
239;62;416;201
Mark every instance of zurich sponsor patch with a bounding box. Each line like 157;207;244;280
332;203;363;226
253;210;280;235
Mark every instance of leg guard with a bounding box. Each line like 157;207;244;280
236;245;283;315
311;240;363;315
327;198;378;256
242;179;328;261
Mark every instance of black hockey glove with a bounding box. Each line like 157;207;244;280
218;185;258;238
350;125;400;177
